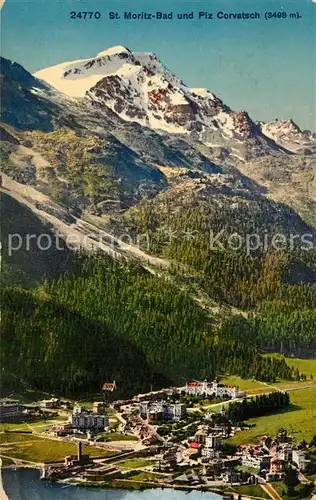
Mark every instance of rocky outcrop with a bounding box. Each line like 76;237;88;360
232;111;255;139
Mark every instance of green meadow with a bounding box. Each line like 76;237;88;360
229;385;316;445
0;432;120;464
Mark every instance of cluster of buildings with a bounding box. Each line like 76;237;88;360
183;380;244;400
0;397;75;424
42;441;91;481
71;402;109;432
0;398;68;423
15;379;311;493
112;379;245;426
48;401;110;436
40;398;60;410
201;435;222;459
138;401;187;421
114;379;244;411
239;431;307;482
147;414;309;487
40;398;73;411
183;421;227;461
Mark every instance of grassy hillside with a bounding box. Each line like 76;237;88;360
229;386;316;444
278;356;316;379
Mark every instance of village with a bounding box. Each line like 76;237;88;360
1;379;316;499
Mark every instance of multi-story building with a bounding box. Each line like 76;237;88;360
205;435;222;450
133;388;175;402
167;403;187;420
201;434;222;459
184;380;243;399
73;405;82;415
49;422;73;437
242;453;271;471
0;401;22;422
201;447;216;459
261;455;273;471
292;450;306;471
194;430;208;445
241;454;262;469
139;401;186;421
266;457;285;481
71;407;109;431
278;444;293;462
224;471;244;484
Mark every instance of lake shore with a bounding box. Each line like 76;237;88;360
1;463;241;499
2;468;228;500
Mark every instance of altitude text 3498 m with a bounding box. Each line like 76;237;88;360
69;11;302;21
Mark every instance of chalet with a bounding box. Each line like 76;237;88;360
40;398;59;410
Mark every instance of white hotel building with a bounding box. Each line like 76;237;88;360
184;380;243;399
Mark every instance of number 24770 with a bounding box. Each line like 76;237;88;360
70;12;101;19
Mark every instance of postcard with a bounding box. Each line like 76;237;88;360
1;1;315;498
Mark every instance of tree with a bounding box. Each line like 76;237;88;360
284;465;299;496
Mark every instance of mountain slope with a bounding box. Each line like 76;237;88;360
1;50;315;283
0;188;75;285
34;46;284;155
30;47;316;226
1;48;316;396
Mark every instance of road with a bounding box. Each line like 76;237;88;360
261;482;283;500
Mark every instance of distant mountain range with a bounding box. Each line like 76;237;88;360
1;46;315;279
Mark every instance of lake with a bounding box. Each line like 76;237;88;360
3;468;223;500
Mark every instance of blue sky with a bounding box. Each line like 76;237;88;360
2;0;315;130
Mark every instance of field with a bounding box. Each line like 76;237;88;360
119;458;154;469
229;386;316;445
225;357;316;394
0;432;120;464
128;471;164;482
97;433;138;442
0;389;52;404
270;356;316;379
223;376;273;395
282;357;316;382
231;484;270;499
0;432;39;444
0;416;67;433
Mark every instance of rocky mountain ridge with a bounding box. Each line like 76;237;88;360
34;46;288;153
260;119;316;154
1;48;315;233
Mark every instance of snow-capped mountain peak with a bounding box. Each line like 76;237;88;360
34;47;137;98
97;45;131;57
34;46;285;148
260;119;316;154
